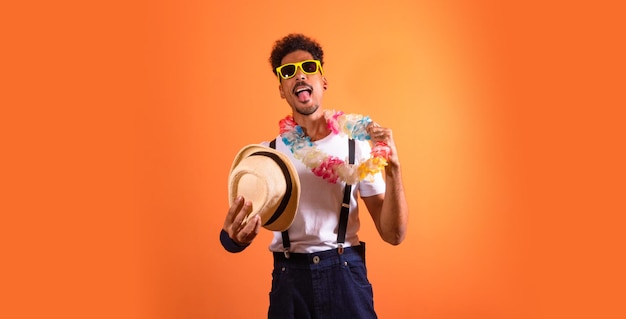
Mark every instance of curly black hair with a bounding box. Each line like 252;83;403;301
269;33;324;76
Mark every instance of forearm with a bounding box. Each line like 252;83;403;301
379;163;409;245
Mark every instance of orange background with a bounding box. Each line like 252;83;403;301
2;1;624;318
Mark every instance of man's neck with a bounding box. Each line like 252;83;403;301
293;111;330;142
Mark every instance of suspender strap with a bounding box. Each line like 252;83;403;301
336;139;355;254
270;139;291;257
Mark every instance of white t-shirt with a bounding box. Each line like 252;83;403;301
262;133;385;253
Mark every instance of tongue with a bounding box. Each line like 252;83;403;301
297;91;311;102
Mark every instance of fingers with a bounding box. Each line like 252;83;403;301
231;200;252;231
224;197;259;245
366;121;381;135
225;195;245;225
224;195;251;232
367;122;393;142
367;122;401;166
238;214;261;244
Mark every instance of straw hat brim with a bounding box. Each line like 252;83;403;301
228;144;300;232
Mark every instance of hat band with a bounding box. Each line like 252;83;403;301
250;151;293;227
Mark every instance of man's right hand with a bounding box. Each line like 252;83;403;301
223;195;261;246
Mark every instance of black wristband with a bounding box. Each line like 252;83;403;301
220;229;250;253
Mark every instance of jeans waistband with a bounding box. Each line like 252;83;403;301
273;244;366;265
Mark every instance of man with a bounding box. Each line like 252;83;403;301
220;33;409;318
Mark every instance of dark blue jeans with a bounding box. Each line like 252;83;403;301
268;242;377;319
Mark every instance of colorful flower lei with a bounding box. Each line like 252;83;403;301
279;110;391;184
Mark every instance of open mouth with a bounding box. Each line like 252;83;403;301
293;85;313;102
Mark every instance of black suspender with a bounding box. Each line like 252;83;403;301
337;138;355;254
270;137;355;257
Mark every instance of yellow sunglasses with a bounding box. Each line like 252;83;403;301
275;60;324;81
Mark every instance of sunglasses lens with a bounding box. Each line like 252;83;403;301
302;61;318;73
280;64;296;78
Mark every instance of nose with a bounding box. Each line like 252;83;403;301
295;67;307;80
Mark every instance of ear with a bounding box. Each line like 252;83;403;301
323;77;328;90
278;84;285;99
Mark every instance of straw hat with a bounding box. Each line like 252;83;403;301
228;144;300;232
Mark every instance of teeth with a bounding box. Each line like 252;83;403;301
295;87;310;93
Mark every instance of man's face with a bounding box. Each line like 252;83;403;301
277;50;327;116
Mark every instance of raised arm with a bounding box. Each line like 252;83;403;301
362;123;409;245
